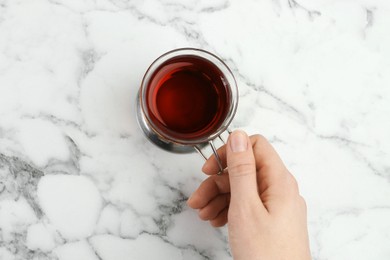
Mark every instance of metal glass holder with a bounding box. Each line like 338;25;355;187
136;48;238;176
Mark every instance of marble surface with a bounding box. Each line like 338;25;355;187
1;0;390;259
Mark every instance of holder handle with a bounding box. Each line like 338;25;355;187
194;130;231;175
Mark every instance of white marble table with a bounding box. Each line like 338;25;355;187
1;0;390;259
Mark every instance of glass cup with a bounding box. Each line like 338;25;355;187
136;48;238;173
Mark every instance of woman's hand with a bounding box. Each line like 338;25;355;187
187;130;311;260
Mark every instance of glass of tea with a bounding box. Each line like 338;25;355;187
136;48;238;173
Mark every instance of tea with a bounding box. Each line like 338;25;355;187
145;55;230;140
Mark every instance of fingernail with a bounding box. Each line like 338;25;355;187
230;131;248;152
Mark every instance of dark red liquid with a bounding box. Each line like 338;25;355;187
146;55;230;140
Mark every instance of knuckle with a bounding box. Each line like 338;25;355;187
274;174;300;198
251;134;267;144
210;220;219;227
198;210;208;220
288;174;299;188
285;172;299;193
211;218;225;227
298;195;307;210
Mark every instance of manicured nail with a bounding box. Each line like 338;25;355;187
230;131;248;152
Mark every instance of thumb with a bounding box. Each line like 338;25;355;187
227;130;258;203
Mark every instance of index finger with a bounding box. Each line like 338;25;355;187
187;173;230;209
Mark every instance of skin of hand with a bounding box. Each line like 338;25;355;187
187;130;311;260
